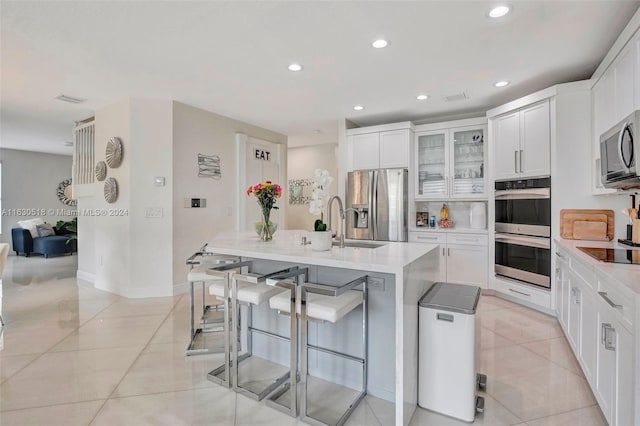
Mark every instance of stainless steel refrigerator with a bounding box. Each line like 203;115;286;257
346;168;408;242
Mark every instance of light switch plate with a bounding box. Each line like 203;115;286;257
145;207;163;218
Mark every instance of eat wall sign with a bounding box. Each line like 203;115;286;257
254;149;271;161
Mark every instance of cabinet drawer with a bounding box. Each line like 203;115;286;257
409;232;446;245
494;277;551;309
570;256;596;290
447;233;488;246
596;272;635;331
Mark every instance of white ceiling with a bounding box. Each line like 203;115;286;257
1;1;639;155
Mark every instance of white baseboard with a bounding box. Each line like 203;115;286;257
77;270;96;283
94;280;175;299
173;282;190;296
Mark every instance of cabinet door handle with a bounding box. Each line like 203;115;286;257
447;248;450;256
514;151;518;173
598;291;623;310
555;252;566;260
519;149;523;173
601;323;616;351
417;235;438;241
508;288;531;297
454;237;480;243
442;247;445;256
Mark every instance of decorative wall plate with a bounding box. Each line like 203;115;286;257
57;178;77;206
95;161;107;181
104;177;118;203
105;137;123;168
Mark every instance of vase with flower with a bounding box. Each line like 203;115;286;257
308;169;334;251
246;180;282;241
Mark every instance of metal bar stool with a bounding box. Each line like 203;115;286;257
204;259;254;388
268;275;368;426
262;268;310;417
208;262;300;400
185;248;240;356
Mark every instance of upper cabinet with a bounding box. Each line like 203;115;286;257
591;29;639;194
346;123;412;171
414;121;487;200
493;100;551;180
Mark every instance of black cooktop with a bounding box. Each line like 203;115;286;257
577;247;640;265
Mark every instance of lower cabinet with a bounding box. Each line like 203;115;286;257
409;231;488;288
555;246;636;426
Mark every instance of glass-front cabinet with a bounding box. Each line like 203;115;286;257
415;123;487;200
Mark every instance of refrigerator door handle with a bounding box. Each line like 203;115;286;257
371;170;378;240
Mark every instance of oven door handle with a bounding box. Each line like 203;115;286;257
494;188;550;199
495;233;551;249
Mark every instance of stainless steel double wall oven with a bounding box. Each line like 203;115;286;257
494;177;551;288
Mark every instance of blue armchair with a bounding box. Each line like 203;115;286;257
11;228;77;258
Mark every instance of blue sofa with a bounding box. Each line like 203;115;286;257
11;228;77;258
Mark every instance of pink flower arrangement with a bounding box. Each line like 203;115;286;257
247;180;282;241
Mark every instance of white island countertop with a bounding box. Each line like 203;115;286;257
205;230;439;274
555;238;640;295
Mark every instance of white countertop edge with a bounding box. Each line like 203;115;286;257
205;231;440;275
555;238;640;295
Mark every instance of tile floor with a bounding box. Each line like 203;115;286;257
0;255;606;425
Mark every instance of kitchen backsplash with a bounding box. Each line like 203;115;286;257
415;201;487;230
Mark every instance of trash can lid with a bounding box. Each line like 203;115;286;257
418;282;481;314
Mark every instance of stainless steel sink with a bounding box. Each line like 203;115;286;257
332;241;385;249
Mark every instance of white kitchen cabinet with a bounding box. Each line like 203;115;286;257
414;124;487;200
614;45;636;123
347;125;412;172
409;231;488;288
348;133;379;171
554;244;637;426
493;100;550;180
554;250;569;329
636;34;640;110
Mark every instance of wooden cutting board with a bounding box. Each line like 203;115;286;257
560;209;614;241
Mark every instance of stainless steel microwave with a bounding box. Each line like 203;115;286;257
600;110;640;189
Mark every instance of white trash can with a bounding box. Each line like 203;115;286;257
418;282;484;422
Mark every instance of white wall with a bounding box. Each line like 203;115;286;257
553;89;630;240
171;102;287;286
0;148;73;248
286;143;338;230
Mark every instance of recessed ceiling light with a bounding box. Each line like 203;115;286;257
372;39;388;49
494;81;510;87
353;105;364;111
417;94;429;101
55;94;85;104
288;63;303;72
63;141;74;147
489;5;510;18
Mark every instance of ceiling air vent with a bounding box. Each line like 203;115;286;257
55;94;85;104
443;92;468;102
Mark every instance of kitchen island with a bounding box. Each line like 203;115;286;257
205;230;440;426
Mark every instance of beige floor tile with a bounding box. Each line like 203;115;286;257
0;353;38;383
409;393;522;425
477;295;520;313
526;405;606;426
91;388;236;426
480;307;563;344
486;364;596;421
96;296;180;318
0;400;105;426
50;314;166;352
522;337;583;376
149;311;192;344
480;326;517;350
234;393;306;426
0;321;75;356
364;395;395;425
0;347;141;411
480;345;553;381
113;342;219;397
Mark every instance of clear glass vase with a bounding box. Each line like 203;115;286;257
255;208;277;241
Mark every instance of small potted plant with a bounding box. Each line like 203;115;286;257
309;169;333;251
